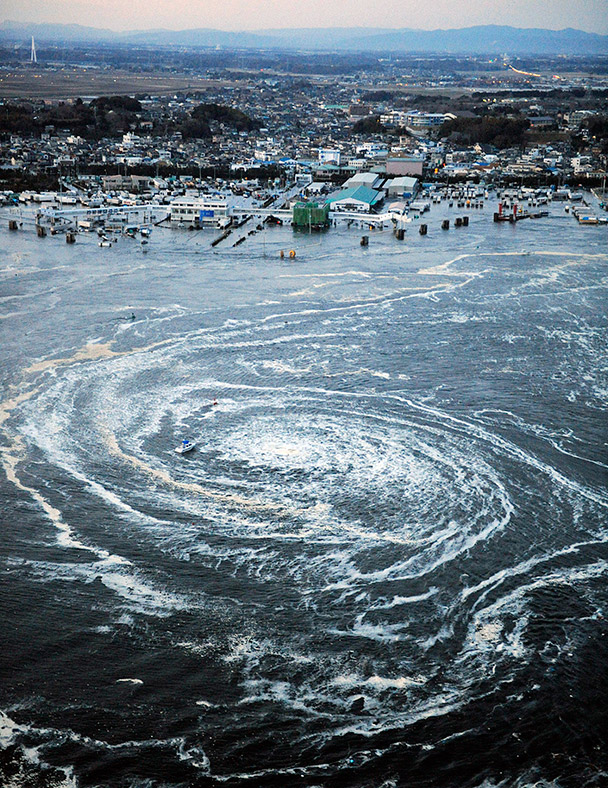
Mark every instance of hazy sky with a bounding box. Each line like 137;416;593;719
2;0;608;34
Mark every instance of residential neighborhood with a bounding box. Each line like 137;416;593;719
1;46;607;212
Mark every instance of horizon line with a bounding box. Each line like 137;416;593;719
2;21;607;36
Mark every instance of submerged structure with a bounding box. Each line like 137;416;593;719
292;200;330;230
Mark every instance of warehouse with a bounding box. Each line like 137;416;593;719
386;156;425;177
326;185;383;213
342;172;385;191
386;176;419;199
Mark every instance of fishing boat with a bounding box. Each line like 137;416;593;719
175;439;195;454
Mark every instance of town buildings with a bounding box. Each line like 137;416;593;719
1;53;606;216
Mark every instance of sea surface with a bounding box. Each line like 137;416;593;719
1;200;607;788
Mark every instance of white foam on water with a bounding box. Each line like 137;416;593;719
259;359;313;375
0;711;24;748
90;565;189;616
278;270;376;280
11;552;192;618
2;706;211;775
14;319;603;681
471;775;565;788
420;623;456;650
461;559;608;664
331;615;410;643
366;588;439;610
462;540;602;607
332;673;427;691
240;679;314;715
0;435;102;558
177;741;210;772
0;712;78;788
402;397;608;508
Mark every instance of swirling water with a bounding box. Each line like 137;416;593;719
0;205;607;788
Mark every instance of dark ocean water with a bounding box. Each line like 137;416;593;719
1;202;607;788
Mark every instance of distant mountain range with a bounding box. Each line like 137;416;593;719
1;21;607;55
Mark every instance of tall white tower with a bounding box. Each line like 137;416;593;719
30;36;37;63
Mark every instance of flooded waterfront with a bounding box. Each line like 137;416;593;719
1;201;607;787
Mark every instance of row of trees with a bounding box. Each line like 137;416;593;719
0;96;142;137
0;162;284;194
0;97;261;140
353;112;608;151
584;115;608;153
179;103;263;139
441;116;531;149
352;113;531;149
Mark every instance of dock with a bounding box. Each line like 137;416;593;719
493;203;548;223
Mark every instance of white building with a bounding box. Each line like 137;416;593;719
342;172;385;191
387;176;419;199
295;173;313;186
121;132;140;148
404;111;446;130
386;156;425;177
170;195;232;227
567;110;594;128
380;111;447;131
255;149;272;161
380;110;408;127
571;155;592;173
318;148;341;165
356;141;388;158
347;158;369;169
305;181;329;196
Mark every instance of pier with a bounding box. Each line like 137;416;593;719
493;203;549;223
36;203;170;231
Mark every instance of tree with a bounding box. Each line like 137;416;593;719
191;104;261;132
352;115;385;134
441;116;530;149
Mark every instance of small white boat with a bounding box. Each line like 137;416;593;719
175;439;195;454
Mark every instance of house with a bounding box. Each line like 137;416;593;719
305;181;329;196
102;174;151;193
528;116;555;128
349;104;372;117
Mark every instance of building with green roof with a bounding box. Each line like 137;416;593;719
325;185;384;213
